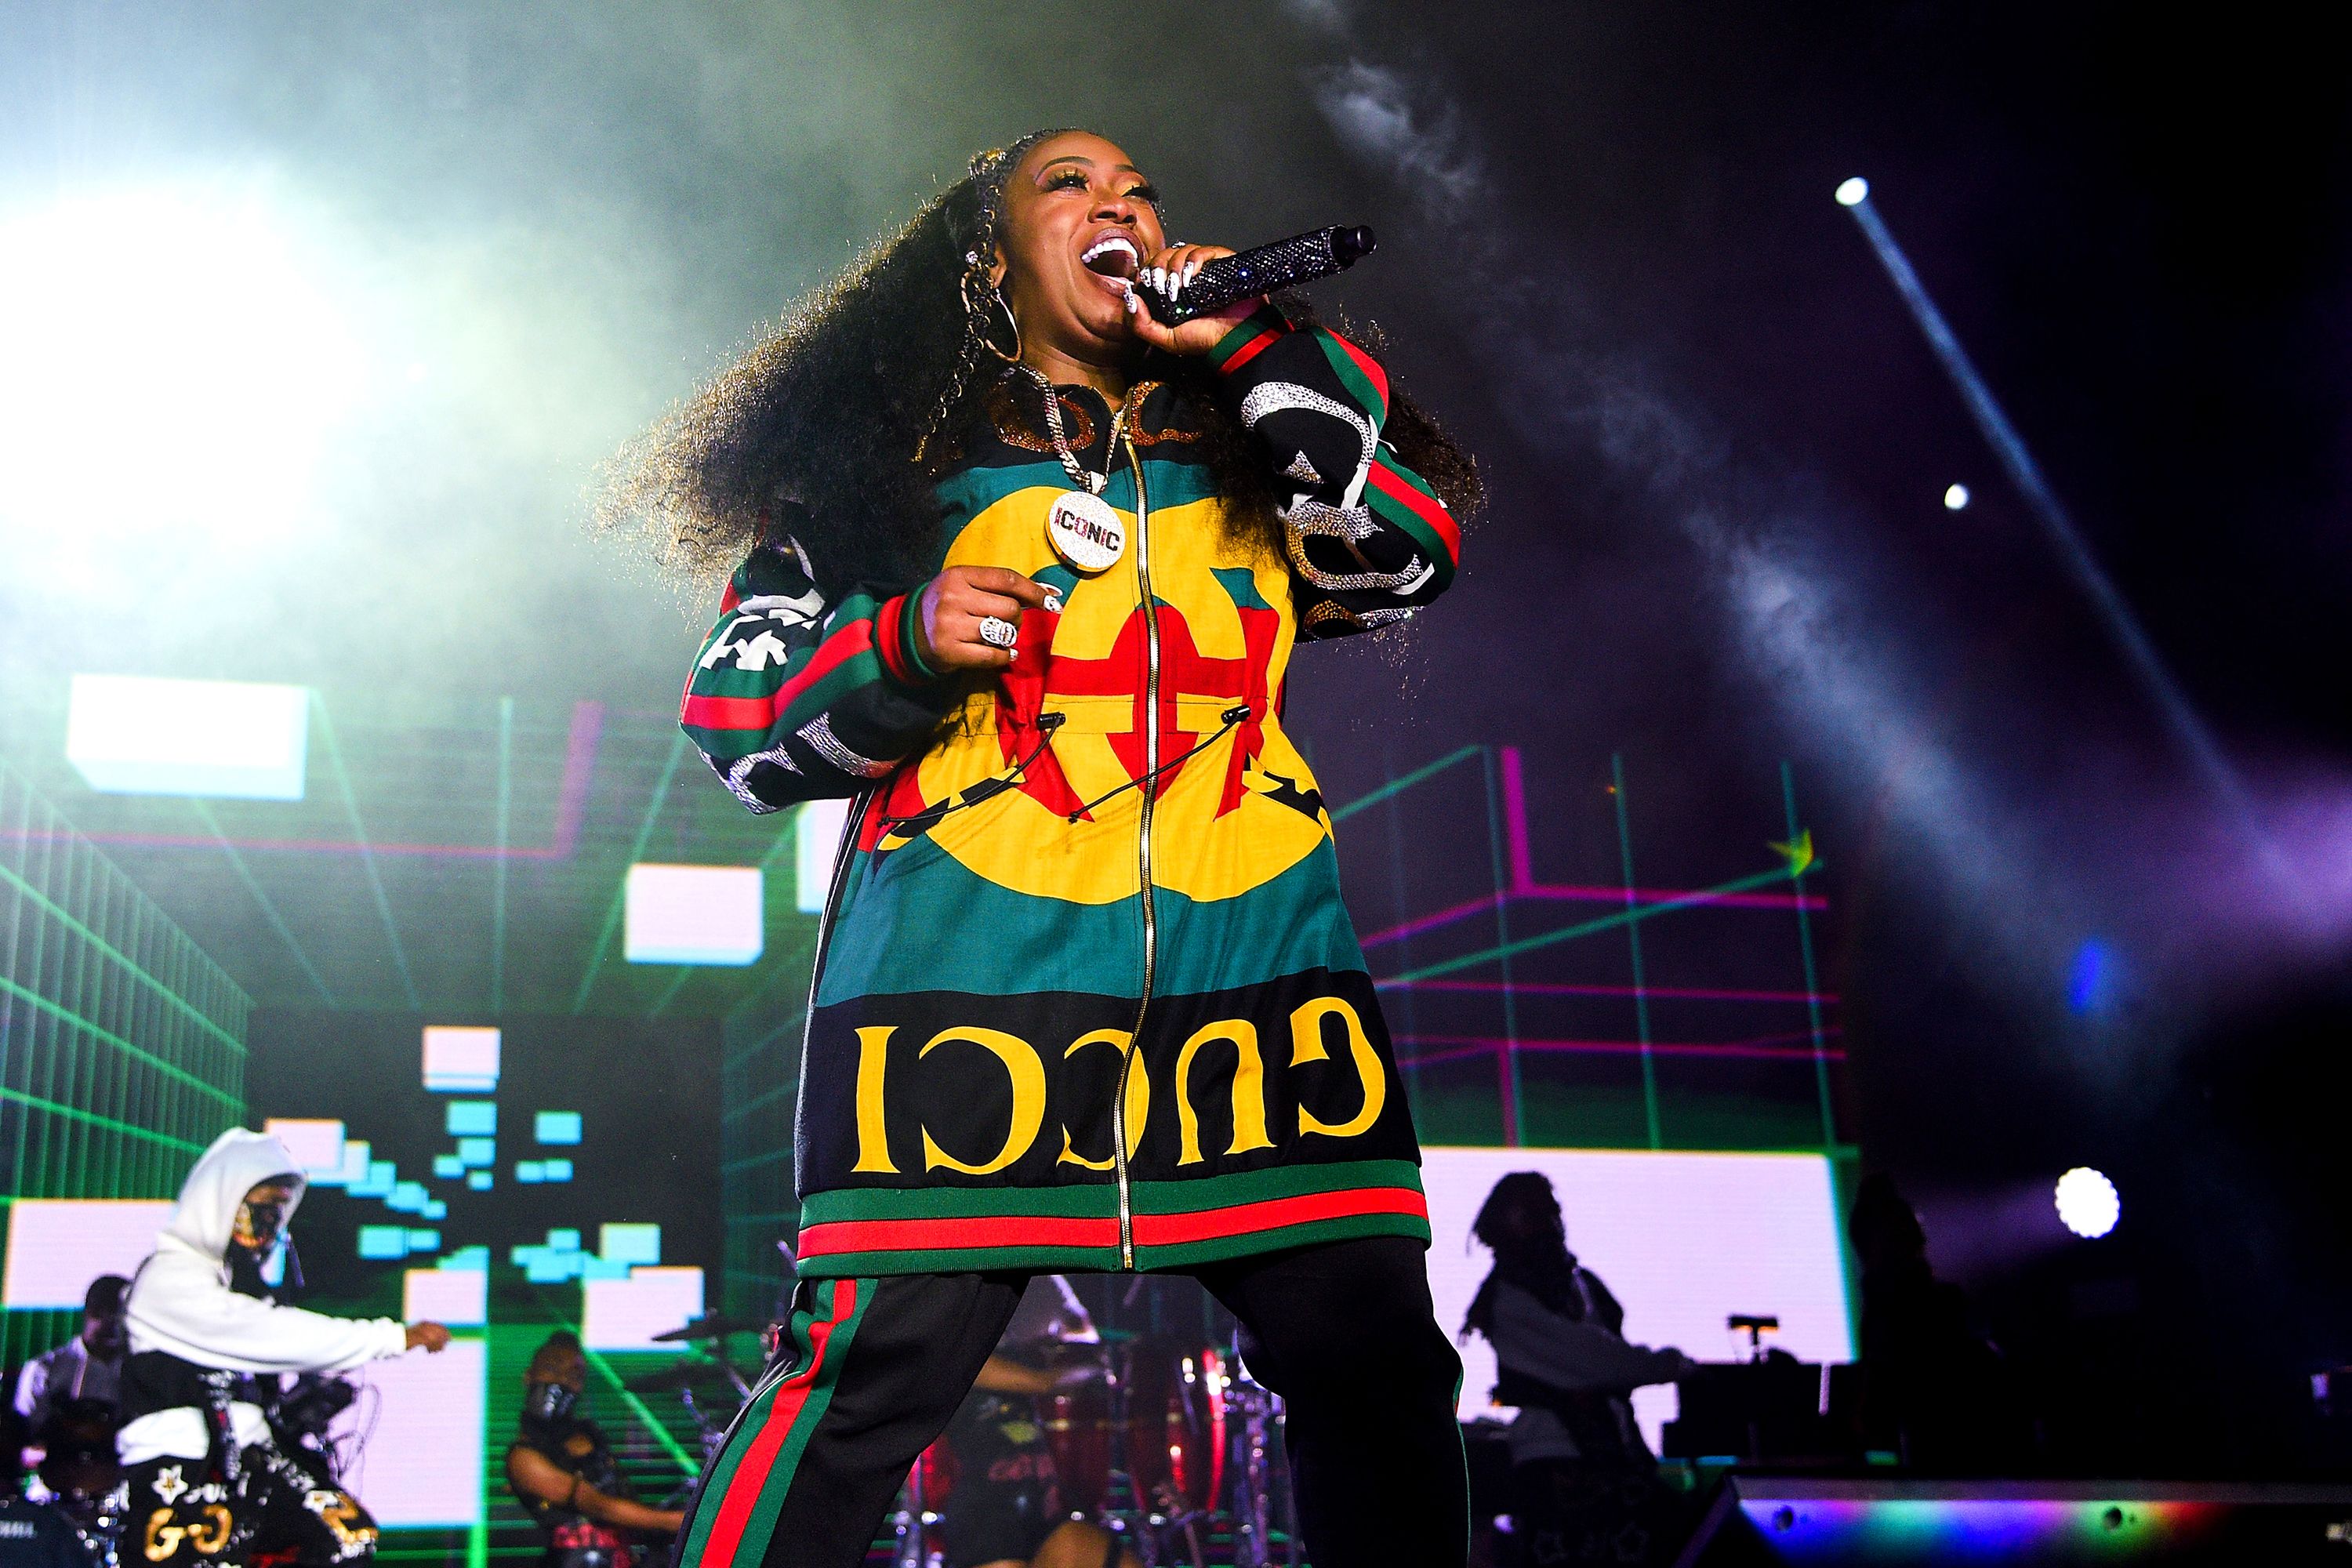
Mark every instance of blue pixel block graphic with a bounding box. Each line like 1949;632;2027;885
510;1247;576;1283
405;1229;441;1253
456;1138;495;1167
510;1235;598;1283
446;1102;496;1136
422;1199;447;1220
433;1154;464;1178
358;1226;408;1260
600;1224;661;1266
535;1111;583;1145
516;1162;544;1184
541;1159;573;1182
350;1161;395;1199
440;1247;489;1272
466;1171;492;1192
387;1181;430;1214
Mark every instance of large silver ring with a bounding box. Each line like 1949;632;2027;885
978;615;1018;650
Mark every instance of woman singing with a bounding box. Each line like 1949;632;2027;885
608;129;1479;1568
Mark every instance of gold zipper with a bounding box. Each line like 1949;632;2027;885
1110;428;1156;1270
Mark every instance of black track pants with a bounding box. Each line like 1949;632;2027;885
678;1236;1468;1568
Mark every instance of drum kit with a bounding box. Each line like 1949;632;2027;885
633;1308;1304;1568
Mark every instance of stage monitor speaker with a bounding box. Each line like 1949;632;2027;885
1673;1475;2352;1566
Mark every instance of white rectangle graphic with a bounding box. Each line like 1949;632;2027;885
401;1267;488;1328
329;1338;487;1526
581;1266;705;1351
795;799;851;914
65;674;309;800
2;1200;172;1310
625;864;763;966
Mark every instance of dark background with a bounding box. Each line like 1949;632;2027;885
1;0;2347;1473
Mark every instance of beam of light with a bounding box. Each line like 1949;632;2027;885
574;731;691;1010
1838;182;2310;914
0;183;366;582
2055;1166;2121;1238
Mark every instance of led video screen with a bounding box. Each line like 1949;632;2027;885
1420;1146;1854;1450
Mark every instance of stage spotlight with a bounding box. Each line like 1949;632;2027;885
1835;176;1869;207
2055;1167;2119;1239
0;184;364;568
1944;483;1971;510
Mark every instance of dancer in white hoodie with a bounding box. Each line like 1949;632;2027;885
116;1129;450;1566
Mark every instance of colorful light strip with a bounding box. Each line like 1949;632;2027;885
1737;1495;2227;1559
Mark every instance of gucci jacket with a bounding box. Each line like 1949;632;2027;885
681;304;1463;1276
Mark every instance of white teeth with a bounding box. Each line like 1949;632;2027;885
1081;234;1138;263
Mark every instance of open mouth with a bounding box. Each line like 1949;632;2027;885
1080;232;1139;285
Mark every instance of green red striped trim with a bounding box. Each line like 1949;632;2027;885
1136;1207;1433;1270
793;1205;1431;1278
1134;1184;1425;1245
1367;454;1460;568
800;1212;1119;1259
1317;328;1391;419
793;1160;1431;1273
680;612;875;735
873;593;934;687
682;1276;869;1568
1210;305;1290;375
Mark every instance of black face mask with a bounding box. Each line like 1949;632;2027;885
524;1381;579;1424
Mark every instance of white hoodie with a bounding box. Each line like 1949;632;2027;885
118;1128;408;1465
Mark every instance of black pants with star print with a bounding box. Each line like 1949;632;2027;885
125;1443;378;1567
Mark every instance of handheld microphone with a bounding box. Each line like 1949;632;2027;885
1143;225;1377;325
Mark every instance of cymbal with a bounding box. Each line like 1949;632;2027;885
622;1362;739;1394
650;1314;765;1343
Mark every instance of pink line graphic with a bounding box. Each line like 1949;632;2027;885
1394;1028;1846;1068
1378;978;1838;1004
1352;747;1824;954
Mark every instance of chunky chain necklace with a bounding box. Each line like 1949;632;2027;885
1020;367;1127;495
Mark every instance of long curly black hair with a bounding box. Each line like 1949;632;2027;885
601;130;1482;596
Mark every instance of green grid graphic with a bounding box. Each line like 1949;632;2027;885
1;755;251;1365
717;808;814;1321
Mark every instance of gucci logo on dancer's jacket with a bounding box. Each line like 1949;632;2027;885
846;995;1388;1176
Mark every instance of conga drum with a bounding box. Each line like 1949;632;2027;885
1043;1378;1115;1515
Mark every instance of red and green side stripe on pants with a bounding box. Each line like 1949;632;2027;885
681;1278;870;1568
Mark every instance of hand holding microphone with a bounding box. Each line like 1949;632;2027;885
1123;224;1378;356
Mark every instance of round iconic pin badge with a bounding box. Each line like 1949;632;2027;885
1046;491;1126;574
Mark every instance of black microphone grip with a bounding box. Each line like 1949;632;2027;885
1144;225;1377;325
